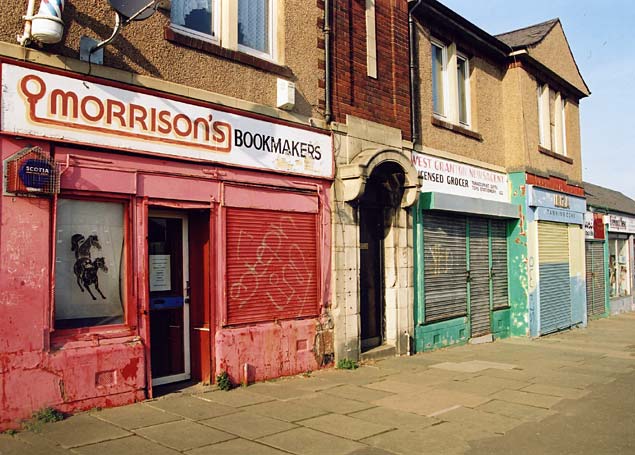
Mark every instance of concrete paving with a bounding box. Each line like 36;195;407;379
2;313;634;454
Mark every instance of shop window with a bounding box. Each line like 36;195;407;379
431;38;471;128
170;0;276;61
609;237;631;298
537;83;567;155
54;199;126;330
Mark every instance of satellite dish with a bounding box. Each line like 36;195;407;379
107;0;158;21
86;0;160;58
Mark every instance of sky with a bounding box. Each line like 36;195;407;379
439;0;635;198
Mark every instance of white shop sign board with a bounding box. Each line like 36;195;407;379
412;151;509;203
1;63;333;178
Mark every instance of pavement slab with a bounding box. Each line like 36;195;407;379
36;414;130;448
348;407;440;431
200;411;297;439
72;435;179;455
363;379;434;395
245;382;318;400
435;405;521;434
520;383;590;400
257;427;366;455
362;427;471;455
476;399;556;422
323;384;396;403
200;389;276;408
185;438;290;455
475;367;537;383
146;395;238;421
372;389;490;416
300;413;394;440
241;399;328;422
437;375;530;396
92;403;183;429
0;433;70;455
292;392;375;414
134;419;235;451
490;389;563;409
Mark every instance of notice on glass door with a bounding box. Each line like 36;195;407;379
149;255;171;291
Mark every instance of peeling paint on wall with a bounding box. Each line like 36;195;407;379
508;173;530;337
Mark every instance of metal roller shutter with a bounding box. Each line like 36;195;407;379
585;241;606;317
491;220;509;310
469;218;490;337
226;207;319;325
424;213;467;322
538;222;571;334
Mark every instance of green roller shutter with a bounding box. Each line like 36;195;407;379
469;218;490;337
423;213;467;322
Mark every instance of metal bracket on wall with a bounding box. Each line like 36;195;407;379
79;36;103;64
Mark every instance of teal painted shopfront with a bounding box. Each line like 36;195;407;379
411;153;518;352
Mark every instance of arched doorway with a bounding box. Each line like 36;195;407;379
359;162;405;351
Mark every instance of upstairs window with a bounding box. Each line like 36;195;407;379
457;54;470;126
431;39;471;128
538;83;567;155
171;0;218;42
170;0;276;61
238;0;272;57
431;41;447;116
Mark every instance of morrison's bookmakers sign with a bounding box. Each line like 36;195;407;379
1;63;332;178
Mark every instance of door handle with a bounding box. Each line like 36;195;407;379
193;327;210;332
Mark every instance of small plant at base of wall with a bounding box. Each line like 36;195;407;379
336;358;358;370
22;407;65;432
216;371;233;391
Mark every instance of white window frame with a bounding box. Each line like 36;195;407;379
236;0;276;61
431;39;449;118
537;83;567;156
170;0;278;62
456;52;471;127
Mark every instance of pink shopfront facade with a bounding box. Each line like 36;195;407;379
0;60;333;429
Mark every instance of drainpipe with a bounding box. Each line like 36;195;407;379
323;0;332;124
408;0;423;145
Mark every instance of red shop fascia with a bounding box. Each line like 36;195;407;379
0;59;333;428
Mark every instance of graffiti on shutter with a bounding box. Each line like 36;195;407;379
226;208;319;325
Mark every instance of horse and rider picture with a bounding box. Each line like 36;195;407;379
71;233;108;300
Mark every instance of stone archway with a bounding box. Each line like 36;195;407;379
333;148;421;359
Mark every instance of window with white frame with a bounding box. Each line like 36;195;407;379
171;0;276;60
431;39;471;128
431;41;447;116
457;54;470;126
537;83;567;155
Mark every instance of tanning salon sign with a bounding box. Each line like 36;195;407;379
412;151;509;203
1;63;332;178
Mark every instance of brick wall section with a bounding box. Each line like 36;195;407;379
331;0;411;140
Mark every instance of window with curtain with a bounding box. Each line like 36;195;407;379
54;199;126;329
238;0;271;55
171;0;215;39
